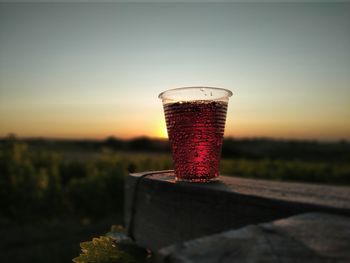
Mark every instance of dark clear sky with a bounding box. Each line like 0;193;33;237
0;3;349;140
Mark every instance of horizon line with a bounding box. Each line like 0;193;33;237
0;134;348;143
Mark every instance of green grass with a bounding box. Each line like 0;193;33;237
221;158;350;185
1;139;350;263
1;140;349;224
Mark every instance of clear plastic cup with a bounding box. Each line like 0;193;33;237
159;87;232;182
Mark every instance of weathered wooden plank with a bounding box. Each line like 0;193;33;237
124;170;350;250
156;212;350;263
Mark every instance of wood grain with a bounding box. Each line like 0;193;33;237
124;170;350;250
156;213;350;263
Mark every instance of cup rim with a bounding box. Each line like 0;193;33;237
158;86;233;100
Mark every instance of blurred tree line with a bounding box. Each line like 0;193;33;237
102;136;350;162
0;135;171;224
0;134;349;224
221;138;350;162
11;136;350;163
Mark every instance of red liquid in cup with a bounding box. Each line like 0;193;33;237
164;100;228;182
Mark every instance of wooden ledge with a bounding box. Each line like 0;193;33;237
156;213;350;263
124;170;350;250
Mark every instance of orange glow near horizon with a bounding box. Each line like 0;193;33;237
155;121;168;139
1;114;349;141
1;4;349;141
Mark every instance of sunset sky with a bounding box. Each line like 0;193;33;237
0;3;349;140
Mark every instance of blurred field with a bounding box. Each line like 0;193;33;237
0;135;349;262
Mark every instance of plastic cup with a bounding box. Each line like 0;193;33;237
159;87;232;182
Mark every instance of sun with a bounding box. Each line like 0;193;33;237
159;124;168;139
155;120;168;139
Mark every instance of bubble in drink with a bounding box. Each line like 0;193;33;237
163;100;228;182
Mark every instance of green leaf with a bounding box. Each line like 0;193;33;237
73;232;149;263
73;236;133;263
